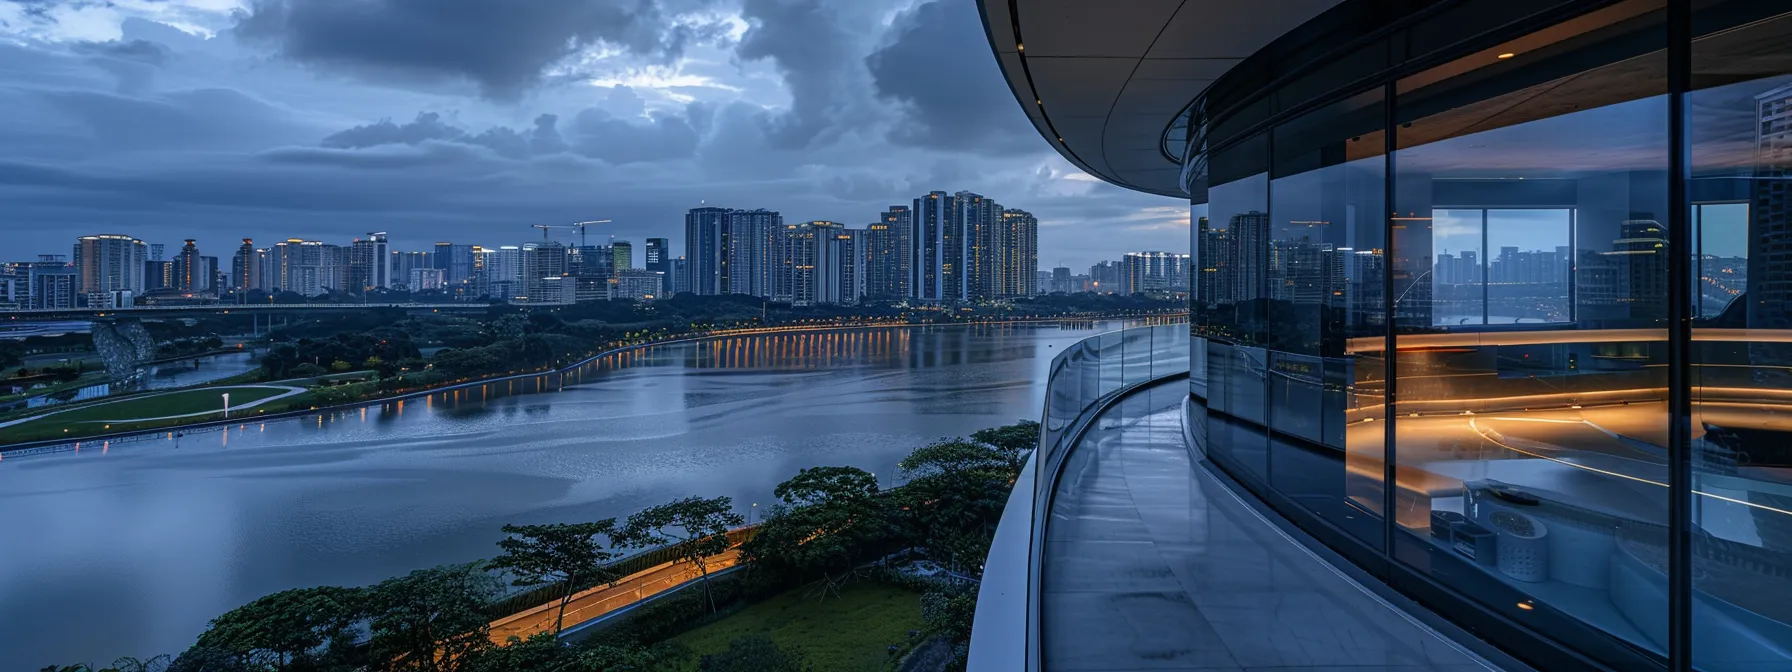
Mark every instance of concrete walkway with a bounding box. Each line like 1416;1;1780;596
1041;381;1500;671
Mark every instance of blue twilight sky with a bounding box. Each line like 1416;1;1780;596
0;0;1190;271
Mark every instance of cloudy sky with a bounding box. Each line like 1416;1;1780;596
0;0;1189;272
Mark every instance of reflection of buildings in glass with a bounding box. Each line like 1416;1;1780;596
1751;85;1792;335
1268;236;1333;305
1606;217;1670;323
1194;211;1270;306
1232;211;1269;302
1699;255;1748;317
1196;218;1233;305
1342;248;1385;329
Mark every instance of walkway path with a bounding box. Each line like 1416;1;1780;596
0;385;305;429
1041;381;1500;671
488;548;743;643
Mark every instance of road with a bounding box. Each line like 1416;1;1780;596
486;548;744;644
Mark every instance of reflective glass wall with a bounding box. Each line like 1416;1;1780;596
1185;1;1792;669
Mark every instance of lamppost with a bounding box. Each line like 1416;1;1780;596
222;392;231;419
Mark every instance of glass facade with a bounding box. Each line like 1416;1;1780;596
1184;1;1792;669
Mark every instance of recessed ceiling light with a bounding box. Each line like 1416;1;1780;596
1498;52;1516;59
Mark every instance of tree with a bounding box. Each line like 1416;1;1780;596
773;465;877;507
619;497;744;613
896;439;1008;481
0;340;23;368
366;563;501;672
697;635;808;672
921;587;978;644
971;420;1041;476
743;467;893;589
186;586;365;670
895;440;1016;574
486;521;623;636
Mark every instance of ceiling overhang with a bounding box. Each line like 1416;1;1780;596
978;0;1343;198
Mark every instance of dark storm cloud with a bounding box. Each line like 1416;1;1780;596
735;0;865;148
868;0;1035;154
569;107;703;163
233;0;730;99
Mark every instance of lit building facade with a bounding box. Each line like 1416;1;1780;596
73;234;147;302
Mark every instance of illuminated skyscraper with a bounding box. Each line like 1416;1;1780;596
73;234;148;301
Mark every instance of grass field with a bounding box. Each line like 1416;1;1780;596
0;385;297;445
667;581;925;672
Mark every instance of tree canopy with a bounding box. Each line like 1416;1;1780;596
487;521;622;635
619;497;744;612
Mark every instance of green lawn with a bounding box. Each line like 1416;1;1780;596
0;385;295;444
667;581;925;672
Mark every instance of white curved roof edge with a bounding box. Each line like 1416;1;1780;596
978;0;1344;198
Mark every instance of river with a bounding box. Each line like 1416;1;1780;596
0;321;1114;667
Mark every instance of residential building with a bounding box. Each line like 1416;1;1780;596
433;242;474;289
645;238;670;279
521;242;567;303
409;268;445;291
1122;251;1190;295
486;246;522;300
611;240;633;272
1001;209;1039;297
671;257;689;295
25;255;75;309
73;234;147;301
232;239;258;293
866;206;912;300
172;239;202;293
684;206;728;295
350;232;392;292
612;269;664;301
910;191;950;302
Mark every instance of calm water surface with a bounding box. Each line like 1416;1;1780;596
0;322;1112;667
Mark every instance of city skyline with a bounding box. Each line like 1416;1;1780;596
0;0;1188;273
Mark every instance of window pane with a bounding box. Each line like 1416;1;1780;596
1203;161;1272;482
1691;4;1792;668
1391;1;1669;667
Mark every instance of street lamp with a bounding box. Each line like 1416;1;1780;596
222;392;231;419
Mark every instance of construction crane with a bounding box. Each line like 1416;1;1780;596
570;220;611;248
531;224;570;241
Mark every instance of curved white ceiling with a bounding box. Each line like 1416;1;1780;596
979;0;1342;197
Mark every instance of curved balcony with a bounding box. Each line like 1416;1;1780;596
969;322;1501;671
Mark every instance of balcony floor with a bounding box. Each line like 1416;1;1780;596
1041;381;1500;672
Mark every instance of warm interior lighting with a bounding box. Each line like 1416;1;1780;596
1498;52;1516;59
1517;602;1534;611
